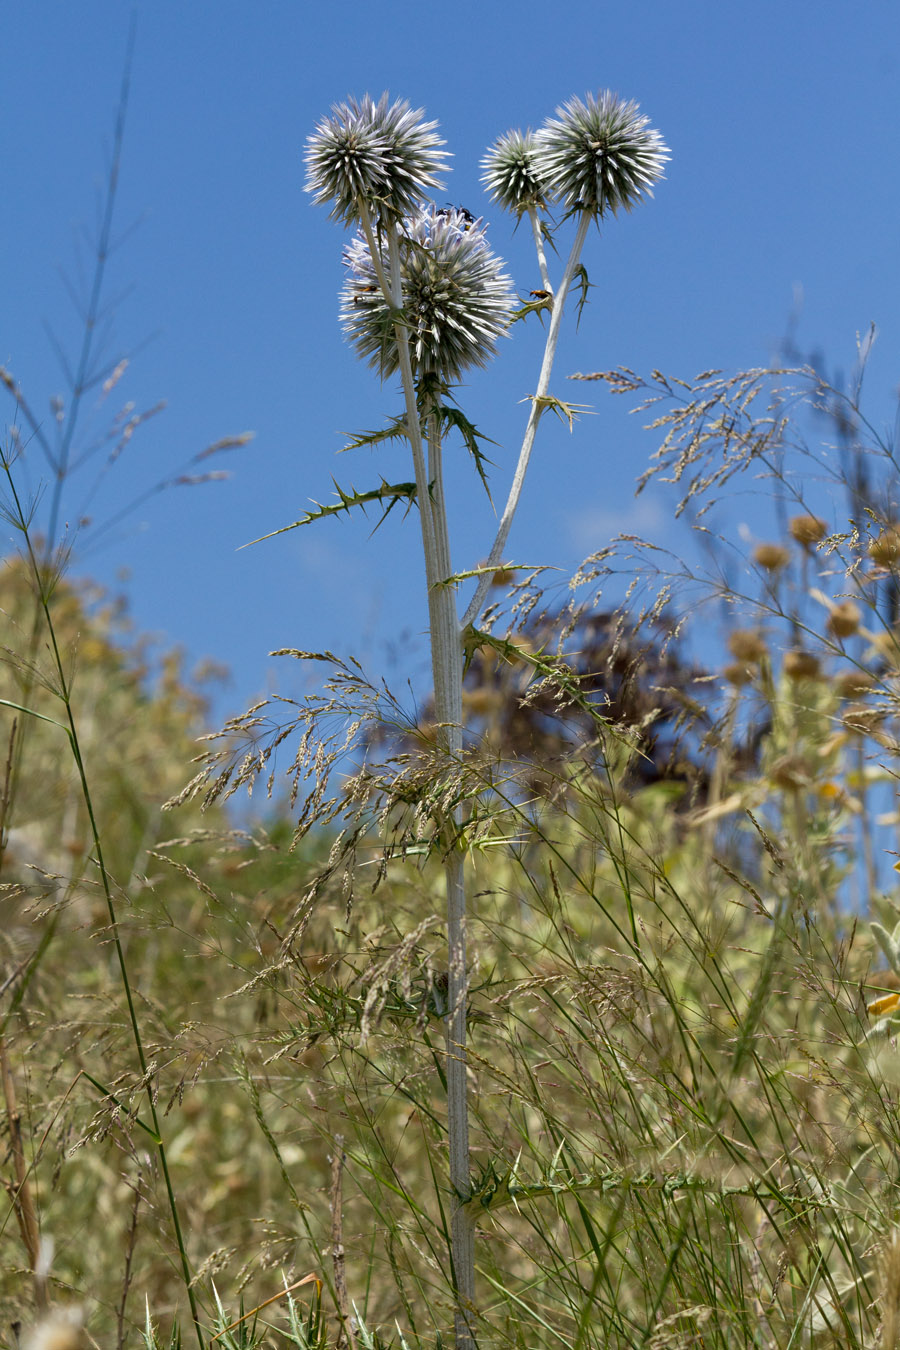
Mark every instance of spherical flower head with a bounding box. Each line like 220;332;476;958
340;208;515;382
481;130;549;215
534;90;669;216
371;94;450;218
305;93;449;226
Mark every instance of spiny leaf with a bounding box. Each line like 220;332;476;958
444;561;551;586
242;478;418;547
510;293;554;327
462;624;550;678
466;1159;844;1215
572;262;594;329
530;393;593;432
339;413;409;453
438;404;498;501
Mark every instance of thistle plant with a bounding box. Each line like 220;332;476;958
466;91;669;628
293;87;667;1346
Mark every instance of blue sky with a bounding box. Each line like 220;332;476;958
4;2;900;727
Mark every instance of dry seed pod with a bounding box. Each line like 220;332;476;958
783;649;821;680
489;566;517;588
769;755;810;790
728;629;768;663
827;600;862;638
463;687;503;717
834;669;876;699
843;702;887;734
868;528;900;566
753;542;791;571
789;514;828;547
723;661;754;686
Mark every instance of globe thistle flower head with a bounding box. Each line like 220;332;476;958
305;96;391;226
340;208;515;382
534;90;669;216
481;130;549;215
305;94;449;227
369;93;450;219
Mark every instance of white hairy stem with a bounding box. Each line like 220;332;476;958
426;408;475;1345
462;207;592;629
528;204;552;295
364;207;474;1342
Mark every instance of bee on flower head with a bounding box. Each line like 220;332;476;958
435;203;477;231
352;283;379;306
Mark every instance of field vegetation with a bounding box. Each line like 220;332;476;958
6;66;900;1350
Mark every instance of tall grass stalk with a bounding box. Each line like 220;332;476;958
0;449;206;1348
1;38;250;1334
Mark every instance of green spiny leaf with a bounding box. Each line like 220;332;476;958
339;413;410;453
510;293;553;327
437;404;498;501
572;262;594;329
242;478;418;547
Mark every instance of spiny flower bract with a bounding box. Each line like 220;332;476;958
534;90;669;216
305;94;449;227
481;130;549;215
340;208;515;382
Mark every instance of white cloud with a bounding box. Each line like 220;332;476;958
562;493;668;553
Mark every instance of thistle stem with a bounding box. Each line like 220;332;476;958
361;216;474;1341
528;204;552;294
425;393;474;1350
462;208;592;628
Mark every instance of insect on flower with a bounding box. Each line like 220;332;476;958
352;283;379;305
436;203;477;230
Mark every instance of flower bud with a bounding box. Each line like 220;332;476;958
843;702;887;735
769;755;810;791
482;130;550;215
723;662;754;686
834;669;875;699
